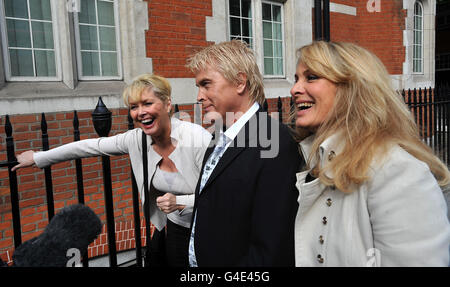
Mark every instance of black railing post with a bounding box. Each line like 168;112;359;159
174;104;179;119
263;99;268;112
73;111;84;204
438;87;443;158
445;85;450;165
92;97;117;267
314;0;322;40
425;88;431;144
73;110;85;205
73;110;89;267
277;97;283;123
41;113;55;221
4;115;21;248
433;87;438;152
418;88;424;139
128;112;143;267
323;0;330;41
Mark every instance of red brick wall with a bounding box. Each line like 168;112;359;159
145;0;213;78
320;0;407;75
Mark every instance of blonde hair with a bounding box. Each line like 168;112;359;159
186;40;265;105
294;41;450;192
122;74;172;107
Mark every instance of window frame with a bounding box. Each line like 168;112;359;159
0;0;62;82
73;0;123;81
413;0;424;74
227;0;286;79
228;0;254;48
261;0;285;78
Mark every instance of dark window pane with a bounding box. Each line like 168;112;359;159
79;25;99;50
230;17;241;36
273;5;281;22
241;0;252;18
263;21;272;39
264;40;273;57
98;0;115;26
264;57;273;75
99;26;116;51
9;49;34;76
35;50;56;77
262;3;271;21
229;0;240;16
32;21;54;49
81;51;100;76
79;0;97;24
6;19;31;48
101;52;118;76
4;0;28;18
29;0;52;20
242;18;251;37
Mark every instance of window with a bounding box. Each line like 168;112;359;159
262;2;283;76
229;0;253;48
413;1;423;74
74;0;122;80
0;0;60;80
228;0;285;77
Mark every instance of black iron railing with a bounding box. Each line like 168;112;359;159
0;97;151;267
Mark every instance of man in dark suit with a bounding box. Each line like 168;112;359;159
186;40;303;267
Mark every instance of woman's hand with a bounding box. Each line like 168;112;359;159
11;150;35;172
156;193;185;214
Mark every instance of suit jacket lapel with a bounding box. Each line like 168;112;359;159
198;109;262;195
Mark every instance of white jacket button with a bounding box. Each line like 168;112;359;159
326;198;332;206
328;150;336;161
319;235;324;244
317;254;324;264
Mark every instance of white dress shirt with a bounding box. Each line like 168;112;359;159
189;102;260;267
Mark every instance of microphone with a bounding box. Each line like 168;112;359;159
12;204;102;267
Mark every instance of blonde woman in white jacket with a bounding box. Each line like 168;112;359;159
12;74;212;267
291;41;450;266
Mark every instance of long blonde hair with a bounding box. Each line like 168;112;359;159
186;40;265;106
294;41;450;192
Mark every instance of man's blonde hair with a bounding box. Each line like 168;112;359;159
186;40;265;105
122;74;172;107
294;41;450;192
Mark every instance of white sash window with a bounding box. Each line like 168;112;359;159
74;0;122;80
228;0;285;78
0;0;60;81
413;1;424;74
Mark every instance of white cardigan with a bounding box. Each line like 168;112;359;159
295;134;450;266
33;118;212;231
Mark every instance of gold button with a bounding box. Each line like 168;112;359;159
319;235;324;244
328;150;336;161
322;217;327;225
326;198;332;207
317;254;324;264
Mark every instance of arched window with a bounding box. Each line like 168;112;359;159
413;1;424;73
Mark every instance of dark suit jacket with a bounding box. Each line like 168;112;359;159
190;109;303;266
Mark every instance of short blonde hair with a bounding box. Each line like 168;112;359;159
122;74;172;107
294;41;450;192
186;40;265;105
